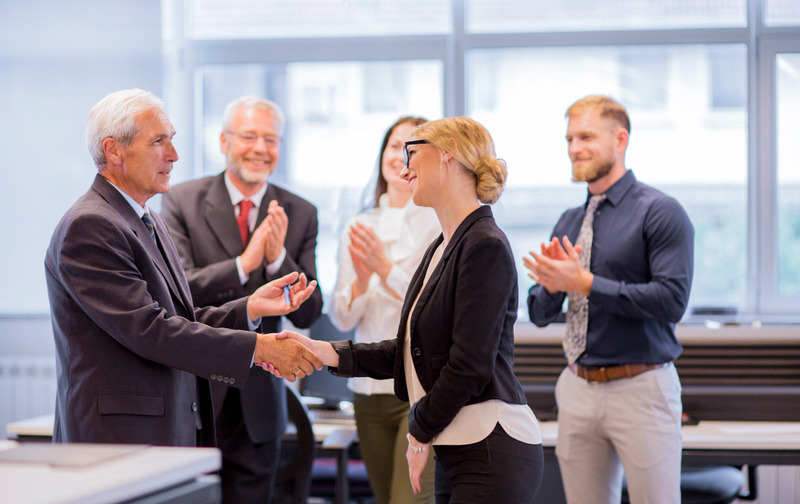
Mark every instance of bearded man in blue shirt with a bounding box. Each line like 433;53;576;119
525;95;694;504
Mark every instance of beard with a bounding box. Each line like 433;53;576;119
572;158;613;183
230;163;271;185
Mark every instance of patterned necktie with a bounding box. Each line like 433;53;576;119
565;193;607;364
237;199;254;249
141;212;157;244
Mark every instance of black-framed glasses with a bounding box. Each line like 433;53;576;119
225;130;281;147
403;140;429;167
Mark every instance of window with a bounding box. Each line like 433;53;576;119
188;0;452;39
776;53;800;296
467;45;748;310
466;0;746;33
764;0;800;27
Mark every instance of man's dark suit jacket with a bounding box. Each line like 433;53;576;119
330;205;527;444
161;172;323;443
45;174;257;447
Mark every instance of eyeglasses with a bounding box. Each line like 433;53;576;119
403;140;429;167
225;130;281;147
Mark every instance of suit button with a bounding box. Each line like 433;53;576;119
229;378;235;385
223;377;230;384
217;375;223;381
413;348;421;357
211;374;217;380
191;402;198;412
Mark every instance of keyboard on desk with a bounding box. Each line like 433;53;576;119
308;408;355;425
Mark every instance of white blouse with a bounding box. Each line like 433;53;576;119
330;194;440;395
404;243;542;446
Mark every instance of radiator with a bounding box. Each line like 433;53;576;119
0;356;57;439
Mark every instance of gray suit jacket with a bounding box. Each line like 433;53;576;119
45;174;257;447
161;172;323;442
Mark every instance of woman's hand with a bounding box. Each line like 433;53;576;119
406;432;431;495
348;223;393;281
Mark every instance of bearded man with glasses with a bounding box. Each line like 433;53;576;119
162;96;323;504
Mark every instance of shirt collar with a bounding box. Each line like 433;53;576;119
106;179;149;218
585;169;636;207
224;171;268;207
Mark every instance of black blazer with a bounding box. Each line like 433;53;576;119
161;172;323;443
332;205;527;443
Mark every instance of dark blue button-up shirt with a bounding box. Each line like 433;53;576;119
527;170;694;365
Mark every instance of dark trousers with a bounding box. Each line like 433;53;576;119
217;388;280;504
433;424;543;504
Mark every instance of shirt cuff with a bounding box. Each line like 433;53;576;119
588;274;618;307
248;316;261;331
236;256;249;285
266;248;287;275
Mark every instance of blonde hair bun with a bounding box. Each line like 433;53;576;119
474;157;507;204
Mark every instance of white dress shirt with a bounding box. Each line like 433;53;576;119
330;193;440;395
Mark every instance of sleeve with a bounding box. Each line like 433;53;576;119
276;203;324;329
160;191;245;307
328;338;397;380
590;197;695;323
409;234;516;443
527;283;566;327
55;212;256;387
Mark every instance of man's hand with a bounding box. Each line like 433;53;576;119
240;219;270;274
406;432;430;495
523;236;590;295
264;200;288;264
254;332;323;382
247;272;317;320
272;330;340;368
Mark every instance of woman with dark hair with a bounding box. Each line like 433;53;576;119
329;116;440;504
282;116;543;503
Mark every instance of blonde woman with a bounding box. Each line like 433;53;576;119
330;117;439;504
282;117;543;503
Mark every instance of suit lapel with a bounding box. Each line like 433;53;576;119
202;173;241;257
402;206;493;342
151;211;195;316
92;175;194;316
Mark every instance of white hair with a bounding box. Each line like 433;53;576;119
222;96;285;135
86;88;164;169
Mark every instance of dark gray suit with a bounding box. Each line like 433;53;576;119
45;174;257;447
161;172;323;502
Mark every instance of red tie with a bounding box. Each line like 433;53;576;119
237;199;254;249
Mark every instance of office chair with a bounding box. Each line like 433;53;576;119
620;464;755;504
273;384;316;504
272;383;373;504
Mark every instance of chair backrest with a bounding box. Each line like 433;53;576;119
273;383;316;504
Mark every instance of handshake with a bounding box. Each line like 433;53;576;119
254;330;339;381
246;271;339;382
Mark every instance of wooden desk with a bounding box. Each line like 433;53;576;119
0;440;220;504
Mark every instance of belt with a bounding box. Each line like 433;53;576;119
569;363;665;383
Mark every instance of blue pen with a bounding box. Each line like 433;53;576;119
283;285;291;305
